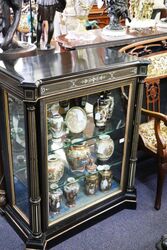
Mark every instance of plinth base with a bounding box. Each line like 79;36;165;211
0;41;37;60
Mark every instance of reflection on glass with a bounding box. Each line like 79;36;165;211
8;95;29;218
47;87;129;224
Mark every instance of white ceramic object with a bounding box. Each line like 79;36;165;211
65;106;87;133
95;134;114;161
48;154;65;183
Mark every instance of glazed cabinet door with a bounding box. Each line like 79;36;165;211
41;81;135;227
4;93;29;221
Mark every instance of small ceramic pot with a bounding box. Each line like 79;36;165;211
86;158;97;172
48;113;64;139
64;177;80;207
85;173;99;195
67;139;91;172
48;154;65;183
95;134;114;161
98;165;113;192
49;183;63;213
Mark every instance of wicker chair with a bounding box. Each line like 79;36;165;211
119;37;167;210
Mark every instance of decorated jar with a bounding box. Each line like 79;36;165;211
95;134;114;161
98;165;113;192
64;177;80;207
93;94;110;130
49;183;63;213
48;154;65;183
67;139;91;172
48;112;64;139
85;173;99;195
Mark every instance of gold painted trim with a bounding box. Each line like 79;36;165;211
40;67;137;97
22;79;135;103
13;205;29;224
45;80;133;107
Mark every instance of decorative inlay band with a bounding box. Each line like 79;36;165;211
40;67;137;96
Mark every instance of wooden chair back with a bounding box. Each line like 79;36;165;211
119;37;167;114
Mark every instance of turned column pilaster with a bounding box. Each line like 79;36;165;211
27;104;42;238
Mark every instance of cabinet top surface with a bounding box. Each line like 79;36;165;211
0;47;147;86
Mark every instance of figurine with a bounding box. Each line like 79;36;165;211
36;0;66;49
104;0;131;30
0;0;22;51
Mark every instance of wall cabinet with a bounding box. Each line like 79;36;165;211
0;47;148;249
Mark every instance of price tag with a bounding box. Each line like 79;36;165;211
119;138;124;143
95;112;101;120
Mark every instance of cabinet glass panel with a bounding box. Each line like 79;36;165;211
8;94;29;218
47;86;129;224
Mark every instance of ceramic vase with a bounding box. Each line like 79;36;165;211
49;183;63;213
67;139;91;172
48;113;64;139
93;94;110;130
48;154;65;183
98;165;113;192
85;173;99;195
64;177;80;207
95;134;114;161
